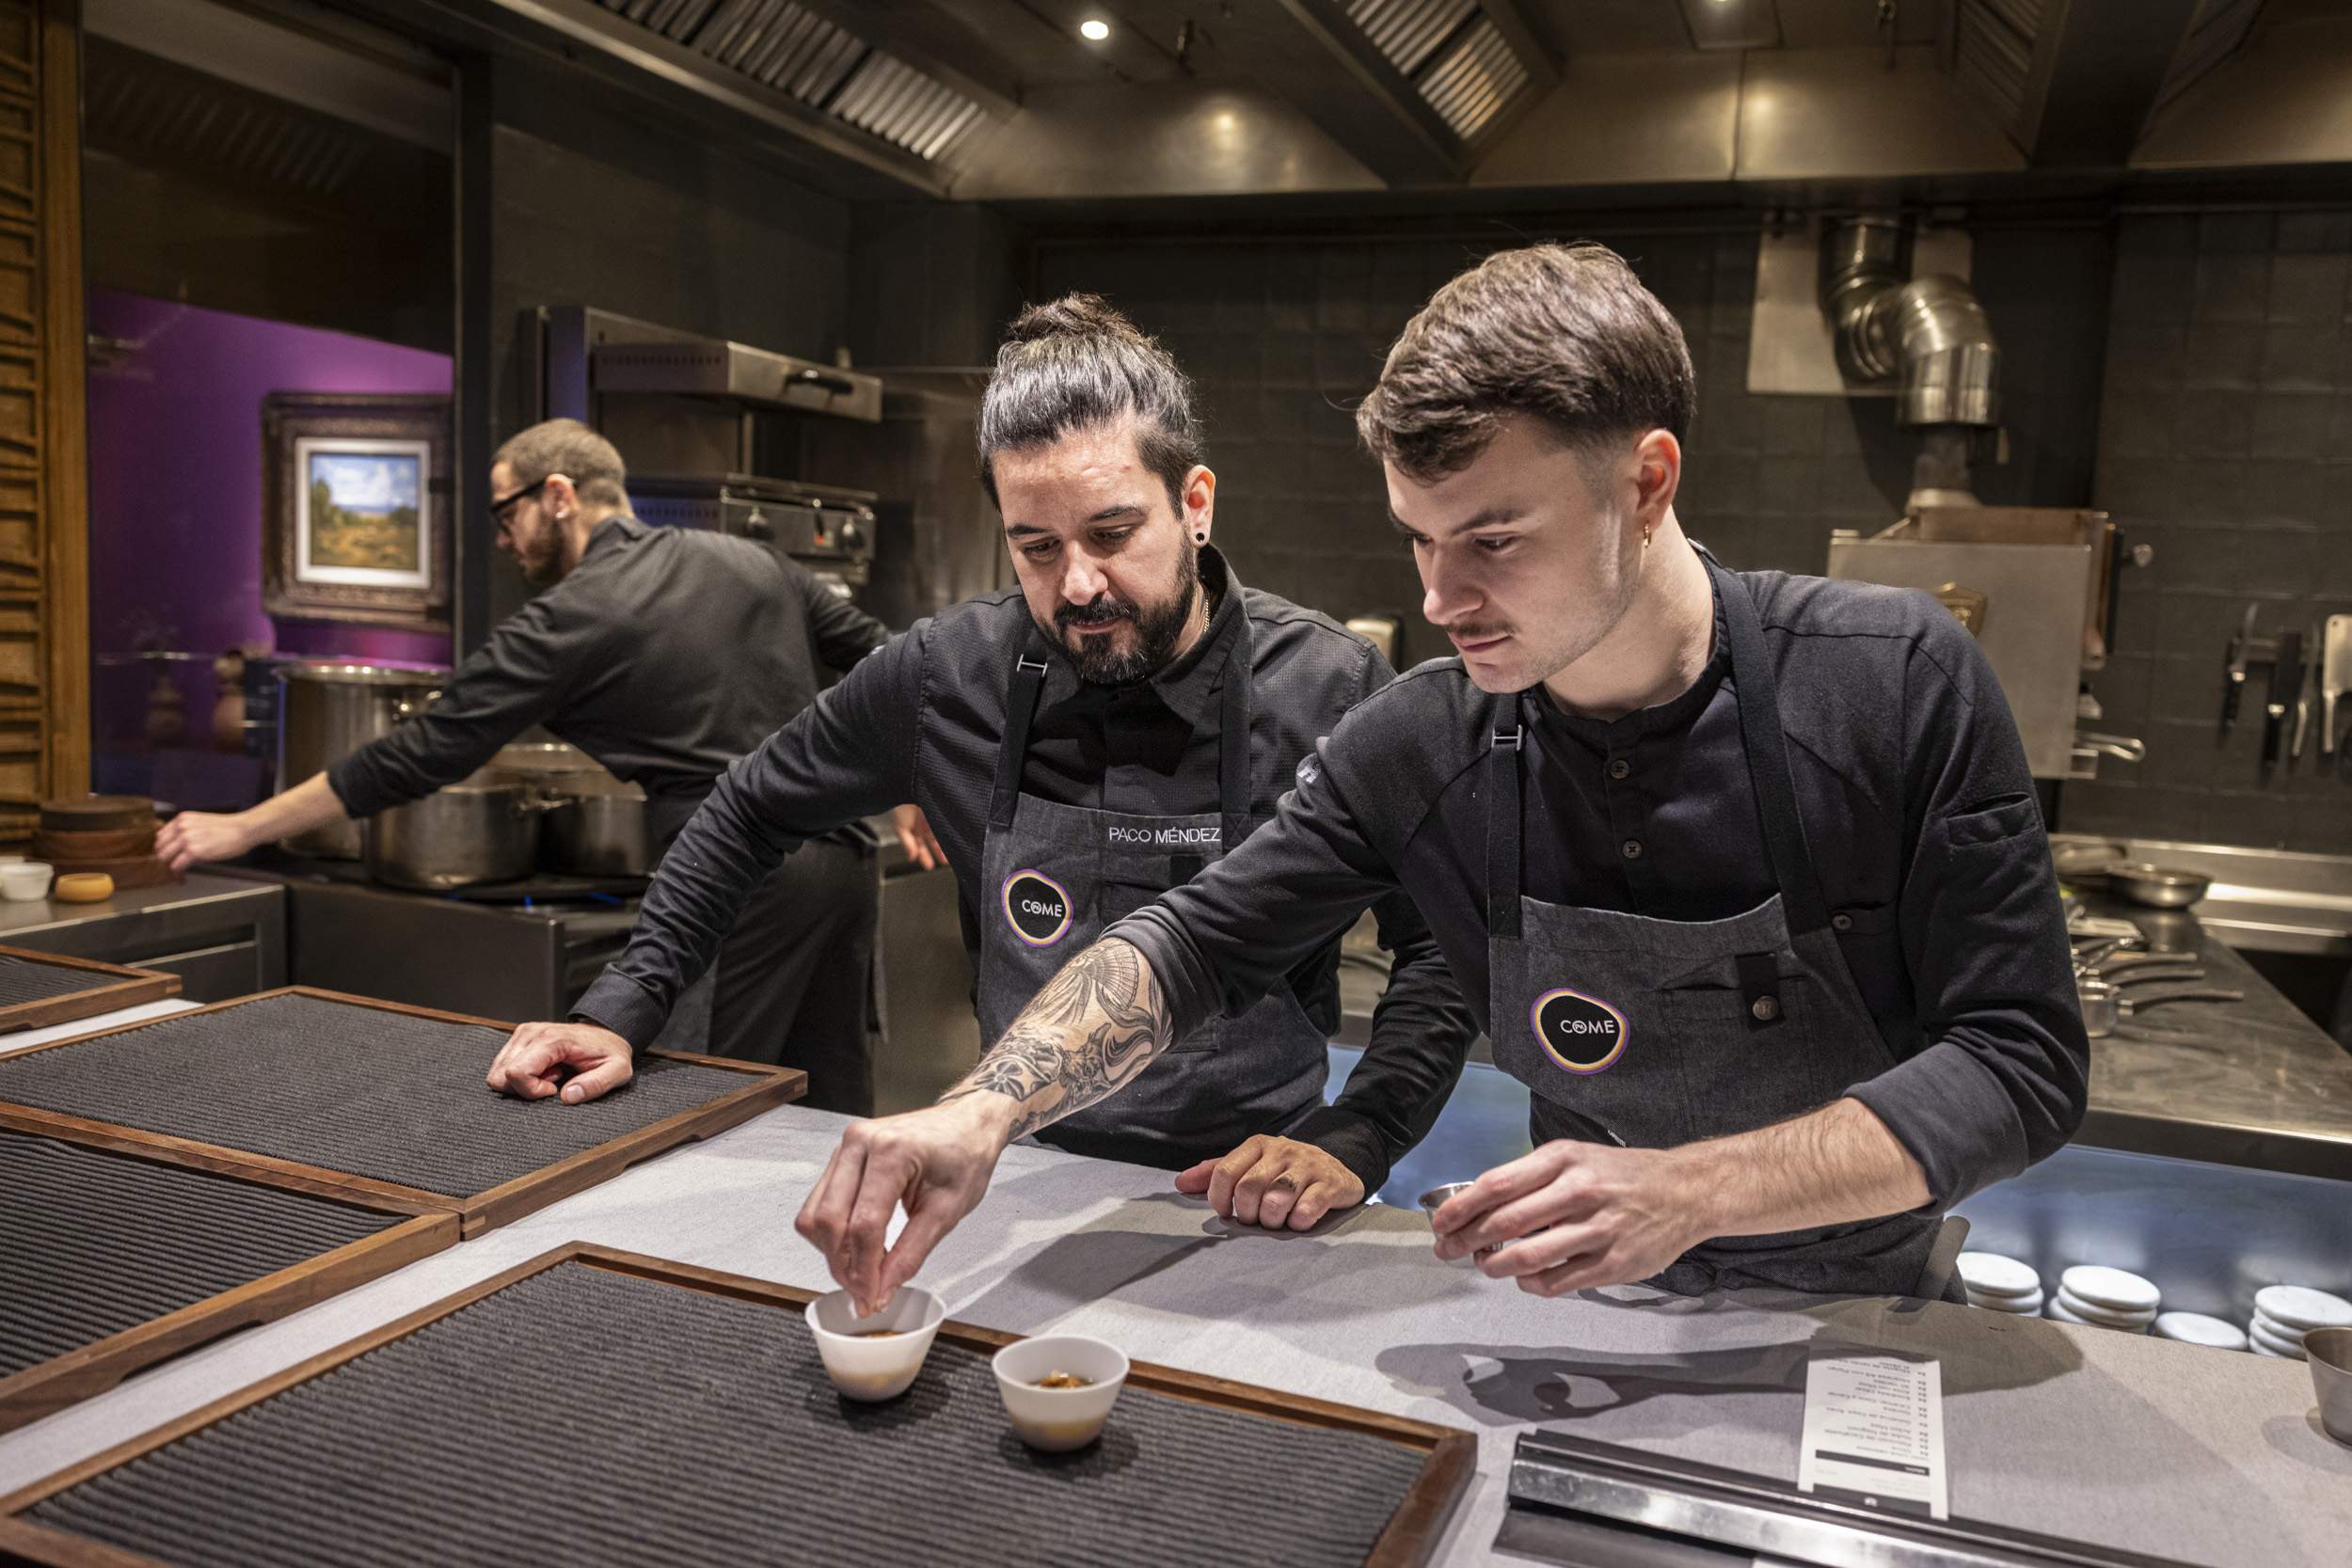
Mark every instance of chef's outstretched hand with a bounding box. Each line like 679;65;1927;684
485;1020;635;1104
891;802;947;870
796;1094;1017;1317
1429;1139;1706;1296
1175;1135;1364;1230
155;811;257;874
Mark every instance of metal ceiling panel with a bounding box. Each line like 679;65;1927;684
834;53;985;162
590;0;988;162
1345;0;1479;75
1420;16;1527;139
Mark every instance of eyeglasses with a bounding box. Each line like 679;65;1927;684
487;477;550;528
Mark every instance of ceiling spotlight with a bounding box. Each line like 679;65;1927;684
1079;18;1110;41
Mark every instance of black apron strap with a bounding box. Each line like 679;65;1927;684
1216;611;1255;854
1706;555;1834;939
989;643;1051;832
1486;708;1525;940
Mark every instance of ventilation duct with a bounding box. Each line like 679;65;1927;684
1820;217;2000;430
1340;0;1534;141
590;0;988;164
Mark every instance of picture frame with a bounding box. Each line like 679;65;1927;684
262;392;452;629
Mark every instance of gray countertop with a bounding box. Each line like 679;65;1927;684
3;1087;2344;1566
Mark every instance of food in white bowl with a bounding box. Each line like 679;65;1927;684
803;1288;946;1402
993;1335;1130;1452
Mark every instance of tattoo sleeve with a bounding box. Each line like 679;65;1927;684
939;938;1173;1139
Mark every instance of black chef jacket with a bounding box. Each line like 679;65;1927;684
1108;565;2090;1213
330;515;888;843
573;548;1480;1192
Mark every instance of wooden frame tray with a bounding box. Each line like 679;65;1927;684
0;1243;1474;1568
0;945;178;1037
0;988;803;1237
0;1126;456;1437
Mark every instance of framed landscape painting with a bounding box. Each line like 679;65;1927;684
262;393;452;629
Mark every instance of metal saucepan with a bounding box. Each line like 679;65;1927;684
541;789;652;877
484;741;651;878
2106;862;2213;909
363;773;552;890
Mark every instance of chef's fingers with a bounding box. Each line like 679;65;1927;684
1246;1167;1303;1229
486;1032;563;1098
840;1143;910;1315
1438;1184;1592;1261
876;1196;958;1306
1434;1144;1566;1236
1170;1159;1217;1195
795;1136;864;1270
1479;1221;1601;1281
1517;1247;1630;1299
1288;1180;1343;1231
1203;1137;1268;1220
558;1046;632;1104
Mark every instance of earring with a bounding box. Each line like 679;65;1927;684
1641;522;1653;551
1194;531;1207;545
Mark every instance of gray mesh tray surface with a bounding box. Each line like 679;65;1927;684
0;993;758;1196
0;957;140;1008
1;1132;395;1380
28;1260;1438;1568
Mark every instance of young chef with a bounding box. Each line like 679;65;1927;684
796;243;2090;1312
485;295;1478;1225
158;419;900;1113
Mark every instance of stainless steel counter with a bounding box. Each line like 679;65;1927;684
2076;924;2352;1180
0;873;285;1002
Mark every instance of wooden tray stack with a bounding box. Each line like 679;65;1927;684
31;795;174;890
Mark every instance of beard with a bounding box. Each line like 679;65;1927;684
1050;544;1200;687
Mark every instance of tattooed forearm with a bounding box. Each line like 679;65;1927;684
940;938;1173;1139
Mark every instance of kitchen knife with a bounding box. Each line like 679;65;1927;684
2324;614;2350;764
2222;603;2258;736
2264;628;2300;775
2293;621;2319;760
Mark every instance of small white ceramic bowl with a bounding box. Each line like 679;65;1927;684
992;1335;1130;1452
0;862;53;902
804;1288;946;1402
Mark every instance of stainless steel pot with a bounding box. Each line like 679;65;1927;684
363;774;549;890
543;789;652;877
277;662;448;859
483;740;652;877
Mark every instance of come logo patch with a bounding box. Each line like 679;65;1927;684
1529;987;1629;1074
1001;869;1074;947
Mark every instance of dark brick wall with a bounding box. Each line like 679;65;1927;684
1029;219;2111;672
479;68;852;628
2066;210;2352;853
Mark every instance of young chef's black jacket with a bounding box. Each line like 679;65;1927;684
329;515;888;846
572;548;1482;1193
1106;567;2091;1214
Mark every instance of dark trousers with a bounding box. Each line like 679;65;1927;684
707;835;879;1116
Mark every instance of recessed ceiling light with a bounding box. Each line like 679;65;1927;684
1080;18;1110;41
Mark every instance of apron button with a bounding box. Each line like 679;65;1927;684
1621;838;1644;859
1832;912;1853;932
1751;994;1780;1022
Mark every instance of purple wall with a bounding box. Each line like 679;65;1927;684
86;291;454;668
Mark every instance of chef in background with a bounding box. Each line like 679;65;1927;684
160;418;918;1113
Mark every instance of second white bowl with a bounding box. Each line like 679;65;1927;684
992;1335;1130;1452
